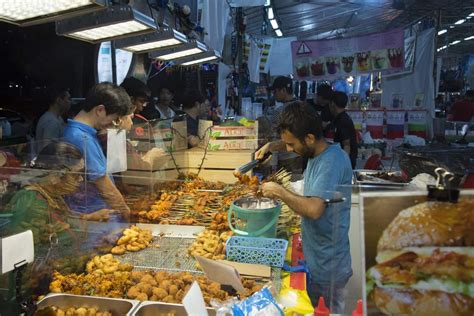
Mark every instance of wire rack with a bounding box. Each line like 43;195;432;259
112;235;282;292
113;236;201;273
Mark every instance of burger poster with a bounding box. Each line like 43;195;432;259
360;191;474;315
291;29;404;80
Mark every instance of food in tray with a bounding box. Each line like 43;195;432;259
111;225;153;255
51;263;263;306
188;229;232;261
356;171;407;184
49;271;134;298
366;198;474;315
35;306;112;316
85;254;133;276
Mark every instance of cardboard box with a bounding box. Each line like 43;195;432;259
198;120;258;151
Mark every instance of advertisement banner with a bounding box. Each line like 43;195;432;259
347;110;364;131
407;110;427;138
386;110;406;139
365;110;384;139
291;29;404;80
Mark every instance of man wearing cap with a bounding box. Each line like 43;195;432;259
263;76;296;141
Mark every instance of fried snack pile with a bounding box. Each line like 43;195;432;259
209;212;228;231
49;271;133;298
138;192;178;222
35;306;112;316
126;270;263;305
85;254;133;276
111;225;153;255
188;230;232;261
50;268;263;306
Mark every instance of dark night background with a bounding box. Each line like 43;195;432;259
0;21;97;118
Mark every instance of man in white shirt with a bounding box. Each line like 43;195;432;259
35;87;71;152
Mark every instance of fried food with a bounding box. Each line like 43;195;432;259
188;229;231;262
35;306;112;316
85;254;133;276
112;225;153;255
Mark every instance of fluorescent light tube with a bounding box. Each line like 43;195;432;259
270;19;279;29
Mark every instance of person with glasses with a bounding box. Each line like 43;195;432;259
63;82;133;221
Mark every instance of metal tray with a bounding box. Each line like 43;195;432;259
353;169;408;188
132;301;216;316
36;293;140;316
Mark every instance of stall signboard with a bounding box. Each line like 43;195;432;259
386;110;405;139
407;110;427;139
347;110;364;131
198;120;258;151
291;29;404;80
365;110;384;139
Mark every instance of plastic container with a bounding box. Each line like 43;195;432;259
227;197;281;238
226;236;288;267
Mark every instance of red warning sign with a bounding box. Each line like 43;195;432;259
296;41;312;55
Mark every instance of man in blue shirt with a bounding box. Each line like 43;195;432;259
63;82;133;220
257;101;352;313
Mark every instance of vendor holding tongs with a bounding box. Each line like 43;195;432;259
254;101;353;313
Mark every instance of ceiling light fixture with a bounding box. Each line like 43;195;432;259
450;40;461;45
275;29;283;37
56;5;156;43
464;36;474;41
270;19;279;29
115;29;187;53
267;7;274;20
177;50;222;66
469;12;474;17
454;19;465;25
0;0;106;26
437;29;447;35
149;41;207;61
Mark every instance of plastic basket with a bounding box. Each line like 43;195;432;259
225;236;288;268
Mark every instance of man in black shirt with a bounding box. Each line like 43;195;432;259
181;90;208;148
330;91;358;169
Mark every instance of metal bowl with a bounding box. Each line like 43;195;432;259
36;293;139;315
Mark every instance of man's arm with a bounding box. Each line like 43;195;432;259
262;182;326;220
254;140;287;160
94;175;130;219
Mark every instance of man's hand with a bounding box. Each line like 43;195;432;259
188;135;200;148
262;182;284;199
142;147;166;165
81;209;118;222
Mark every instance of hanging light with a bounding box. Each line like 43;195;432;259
116;28;188;53
56;5;156;43
149;41;207;61
177;50;222;66
275;29;283;37
454;19;465;25
0;0;106;26
437;29;447;35
270;19;279;29
267;7;274;20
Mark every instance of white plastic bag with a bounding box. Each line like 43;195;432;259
106;129;127;173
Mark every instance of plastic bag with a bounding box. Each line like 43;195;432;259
232;288;284;316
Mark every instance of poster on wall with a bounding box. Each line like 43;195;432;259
360;191;474;315
291;29;404;80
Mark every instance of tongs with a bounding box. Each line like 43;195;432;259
234;152;272;175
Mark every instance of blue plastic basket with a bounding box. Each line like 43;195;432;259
226;236;288;268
